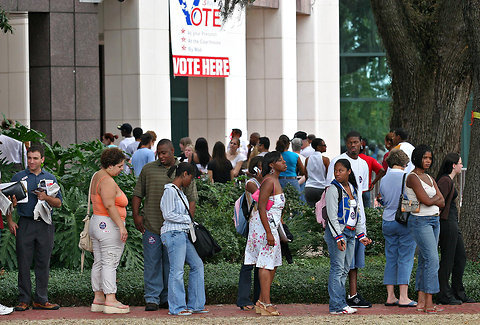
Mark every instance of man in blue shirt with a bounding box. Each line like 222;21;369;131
6;145;62;311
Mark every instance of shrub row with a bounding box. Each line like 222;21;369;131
1;257;479;306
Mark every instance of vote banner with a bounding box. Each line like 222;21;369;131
170;0;243;78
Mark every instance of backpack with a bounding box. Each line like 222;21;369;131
233;192;256;237
315;184;342;228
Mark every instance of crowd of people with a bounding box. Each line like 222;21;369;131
0;121;473;317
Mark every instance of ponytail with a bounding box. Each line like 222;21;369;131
168;162;195;178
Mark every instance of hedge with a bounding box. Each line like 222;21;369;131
1;257;479;306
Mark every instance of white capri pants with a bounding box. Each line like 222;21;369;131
89;214;125;294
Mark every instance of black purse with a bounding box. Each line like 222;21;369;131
395;174;410;225
1;181;27;201
174;187;221;259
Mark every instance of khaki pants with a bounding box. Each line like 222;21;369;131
89;214;125;294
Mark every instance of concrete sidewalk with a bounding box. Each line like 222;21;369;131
1;303;480;321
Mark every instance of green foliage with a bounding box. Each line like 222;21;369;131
364;207;385;255
0;9;13;34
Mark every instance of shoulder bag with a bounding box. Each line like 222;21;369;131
395;173;413;225
78;173;96;272
173;187;221;259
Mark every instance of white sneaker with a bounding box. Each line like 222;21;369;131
0;304;14;315
330;306;357;315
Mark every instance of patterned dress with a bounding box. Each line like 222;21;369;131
244;193;285;270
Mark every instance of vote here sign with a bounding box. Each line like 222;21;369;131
170;0;243;78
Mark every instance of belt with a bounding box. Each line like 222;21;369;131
279;176;296;179
345;225;355;231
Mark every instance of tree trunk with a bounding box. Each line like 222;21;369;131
460;0;480;260
370;0;471;174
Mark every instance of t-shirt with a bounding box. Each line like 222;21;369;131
131;148;155;177
0;134;27;165
207;159;233;183
229;153;246;168
379;169;406;221
359;153;384;188
395;142;415;174
326;153;369;230
126;140;141;157
118;137;135;153
280;151;299;177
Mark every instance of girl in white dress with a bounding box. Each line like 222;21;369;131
244;151;287;316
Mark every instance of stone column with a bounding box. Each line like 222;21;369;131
27;1;100;145
296;0;340;157
246;0;298;141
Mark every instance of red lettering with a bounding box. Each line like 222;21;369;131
173;57;180;75
213;9;221;27
202;58;209;75
215;59;223;75
202;8;211;26
223;59;229;75
191;7;202;26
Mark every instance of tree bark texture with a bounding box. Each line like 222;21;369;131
460;0;480;260
370;0;471;174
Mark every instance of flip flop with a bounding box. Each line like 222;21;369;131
384;300;399;306
399;301;417;307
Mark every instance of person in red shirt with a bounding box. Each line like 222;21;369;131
359;139;385;208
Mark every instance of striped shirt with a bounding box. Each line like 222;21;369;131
133;159;198;235
160;184;191;234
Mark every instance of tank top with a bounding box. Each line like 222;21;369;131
91;175;128;221
305;151;327;189
406;172;440;216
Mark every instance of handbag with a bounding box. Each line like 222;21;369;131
78;173;96;272
395;173;412;225
174;187;221;259
1;181;27;201
251;180;275;210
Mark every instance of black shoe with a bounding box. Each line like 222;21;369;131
437;298;462;305
145;303;159;311
456;294;475;303
346;293;372;308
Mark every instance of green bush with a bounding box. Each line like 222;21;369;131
1;257;479;306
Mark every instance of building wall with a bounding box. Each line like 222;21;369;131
0;15;30;127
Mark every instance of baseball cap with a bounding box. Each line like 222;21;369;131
294;131;307;140
117;123;132;133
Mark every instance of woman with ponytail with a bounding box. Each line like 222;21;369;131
244;151;287;316
325;159;371;315
160;162;207;316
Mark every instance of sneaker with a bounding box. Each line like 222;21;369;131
330;306;357;315
32;301;60;310
14;302;29;312
347;293;372;308
0;304;14;315
145;303;159;311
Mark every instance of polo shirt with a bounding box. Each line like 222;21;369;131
11;169;62;217
133;159;198;235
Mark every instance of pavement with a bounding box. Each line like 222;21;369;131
1;303;480;323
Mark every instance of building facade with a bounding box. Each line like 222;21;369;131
0;0;341;157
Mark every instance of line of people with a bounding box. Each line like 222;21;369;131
0;126;472;317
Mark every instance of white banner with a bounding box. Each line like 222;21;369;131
170;0;244;78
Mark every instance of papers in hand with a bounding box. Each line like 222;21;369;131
0;191;13;215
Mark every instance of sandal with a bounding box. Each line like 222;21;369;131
255;301;262;314
103;302;130;314
258;301;280;316
425;305;444;314
240;305;255;311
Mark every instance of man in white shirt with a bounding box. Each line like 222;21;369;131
326;130;372;309
0;120;27;169
392;128;415;174
117;123;135;153
295;131;315;158
257;137;270;157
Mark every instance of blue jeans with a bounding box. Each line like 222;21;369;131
161;230;205;315
143;229;169;305
407;215;440;294
382;220;416;285
279;178;301;194
325;226;356;312
236;263;260;307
